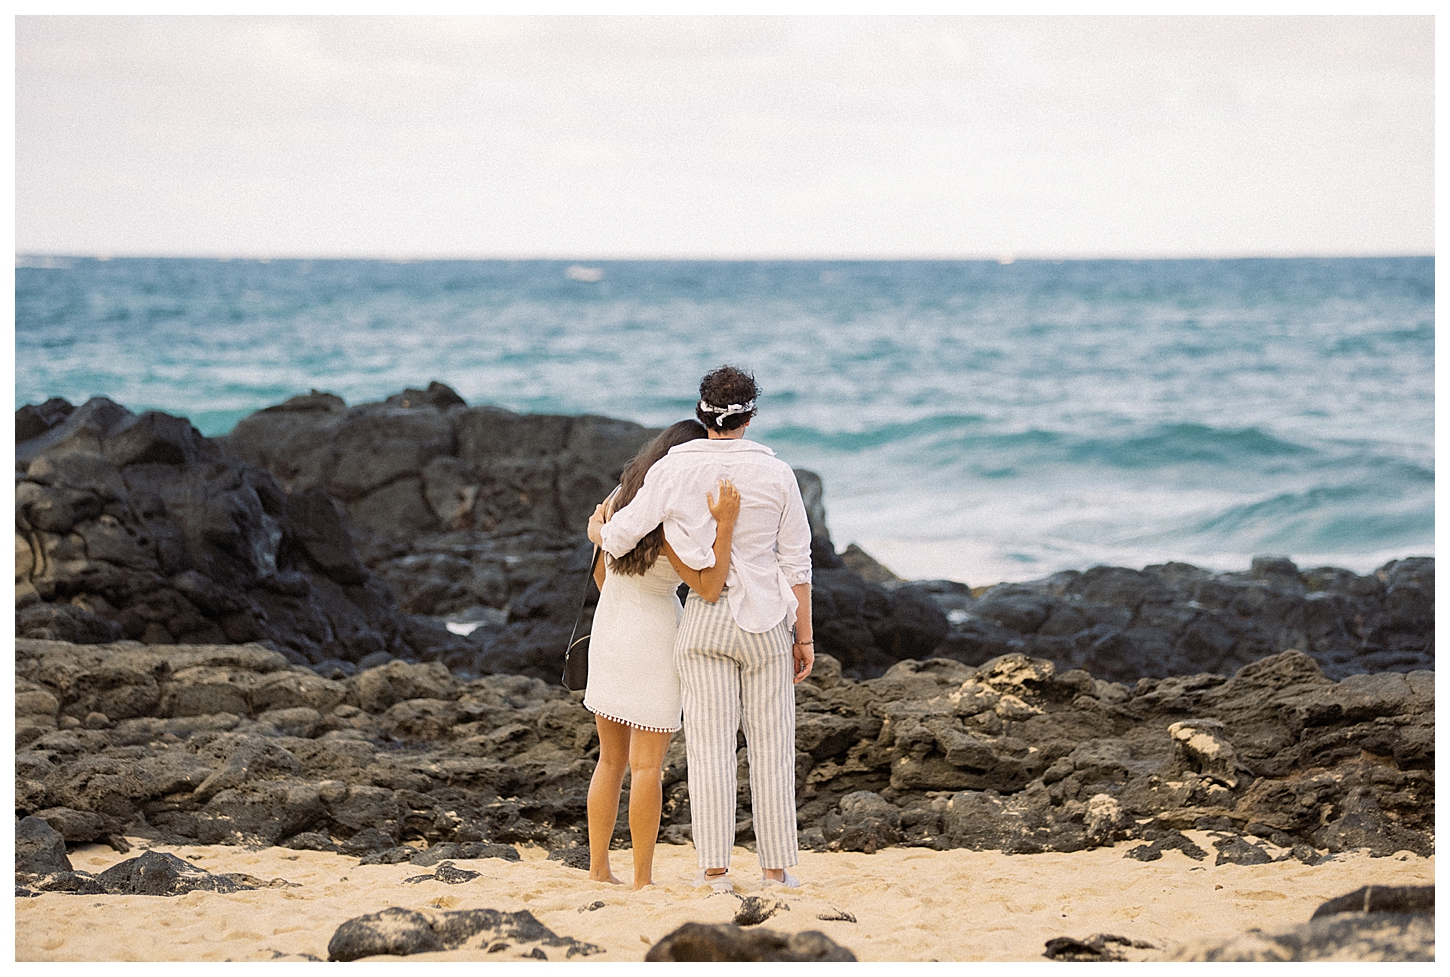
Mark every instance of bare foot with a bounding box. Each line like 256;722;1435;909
589;871;624;885
632;879;654;891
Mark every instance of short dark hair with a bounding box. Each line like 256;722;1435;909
696;365;759;432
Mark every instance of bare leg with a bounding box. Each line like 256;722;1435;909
625;729;673;889
587;715;631;884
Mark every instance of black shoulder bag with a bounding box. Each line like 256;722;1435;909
561;545;602;692
563;486;618;692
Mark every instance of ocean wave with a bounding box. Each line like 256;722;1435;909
16;256;1433;582
766;413;989;452
766;418;1322;471
1062;423;1314;467
1188;483;1433;552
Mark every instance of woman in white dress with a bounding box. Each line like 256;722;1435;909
584;419;740;889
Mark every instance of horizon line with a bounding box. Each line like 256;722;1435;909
14;251;1435;264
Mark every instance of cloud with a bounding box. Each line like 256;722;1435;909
15;15;1433;258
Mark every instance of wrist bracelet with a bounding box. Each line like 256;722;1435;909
794;639;813;645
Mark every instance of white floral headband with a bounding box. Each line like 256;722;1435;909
698;398;756;427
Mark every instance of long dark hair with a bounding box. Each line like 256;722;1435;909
607;419;708;575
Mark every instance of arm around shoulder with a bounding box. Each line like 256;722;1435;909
597;469;668;557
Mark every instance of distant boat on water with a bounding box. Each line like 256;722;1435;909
565;264;604;282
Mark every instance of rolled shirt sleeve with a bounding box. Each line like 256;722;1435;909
775;471;814;587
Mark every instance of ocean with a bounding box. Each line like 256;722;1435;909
14;256;1434;586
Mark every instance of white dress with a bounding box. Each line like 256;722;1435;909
583;554;684;732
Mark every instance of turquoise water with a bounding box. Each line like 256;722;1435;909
15;256;1434;585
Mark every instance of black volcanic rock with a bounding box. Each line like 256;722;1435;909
15;847;265;898
211;387;668;676
14;636;1432;866
93;849;257;895
222;387;650;538
807;569;948;679
327;906;601;961
923;557;1432;684
1173;884;1435;961
22;390;1428;686
1312;885;1434;919
12;389;1436;875
15;395;474;667
646;923;857;962
1044;933;1152;961
327;908;445;960
16;816;72;875
15;397;76;444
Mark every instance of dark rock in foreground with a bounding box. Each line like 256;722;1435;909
402;861;481;885
15;848;276;898
732;895;789;927
92;849;259;895
16;816;72;875
645;922;857;962
1043;933;1154;961
1312;885;1435;919
1171;884;1435;961
326;906;602;961
547;844;591;871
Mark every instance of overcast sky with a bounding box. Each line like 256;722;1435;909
14;15;1434;259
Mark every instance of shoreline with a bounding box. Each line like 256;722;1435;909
854;535;1434;595
17;836;1433;962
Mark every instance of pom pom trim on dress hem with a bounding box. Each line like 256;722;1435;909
584;704;681;734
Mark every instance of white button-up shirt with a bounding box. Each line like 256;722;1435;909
598;438;813;633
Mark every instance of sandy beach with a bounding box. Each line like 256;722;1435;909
16;836;1432;962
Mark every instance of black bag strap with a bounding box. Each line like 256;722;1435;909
566;545;602;653
566;486;619;652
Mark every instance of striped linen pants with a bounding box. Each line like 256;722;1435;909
674;589;798;870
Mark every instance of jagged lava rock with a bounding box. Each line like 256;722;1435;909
928;557;1432;684
646;923;857;962
15;815;72;875
15;395;470;667
327;906;601;961
16;631;1429;866
1172;884;1435;961
207;385;948;681
21;390;1427;687
221;388;656;638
